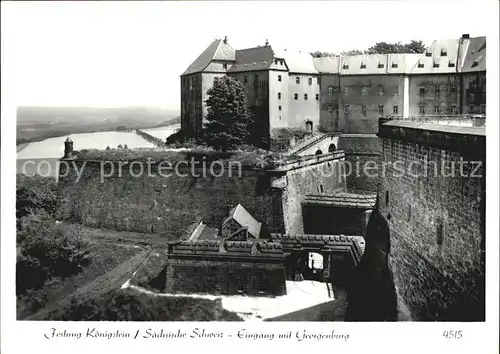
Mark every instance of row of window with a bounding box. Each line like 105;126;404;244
278;93;319;101
325;84;459;97
323;104;485;115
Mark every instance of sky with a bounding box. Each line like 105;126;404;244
1;1;492;112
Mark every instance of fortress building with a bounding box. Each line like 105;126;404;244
181;34;485;135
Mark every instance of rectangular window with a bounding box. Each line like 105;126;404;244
344;86;349;96
361;105;367;116
434;85;440;96
419;87;425;96
434;106;441;114
304;94;308;100
294;93;298;100
393;105;399;114
244;76;248;84
278;105;282;111
315;94;319;100
278;75;282;82
469;104;475;113
278;92;281;100
328;86;334;95
344;105;350;114
308;77;312;85
317;77;320;84
393;85;399;96
378;86;384;96
296;76;300;84
469;92;475;101
450;105;457;114
328;105;333;113
223;63;227;70
451;85;457;94
253;75;258;89
361;85;368;96
378;105;384;114
419;105;425;114
480;104;486;113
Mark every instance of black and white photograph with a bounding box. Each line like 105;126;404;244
1;0;499;353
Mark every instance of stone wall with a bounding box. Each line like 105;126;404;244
338;134;382;192
278;153;346;234
56;161;285;240
378;121;485;321
165;240;286;296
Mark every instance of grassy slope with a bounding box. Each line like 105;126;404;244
18;242;146;320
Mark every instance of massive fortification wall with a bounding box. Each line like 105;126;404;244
165;240;286;296
56;151;346;240
338;134;382;192
275;152;346;235
56;159;285;240
378;120;485;321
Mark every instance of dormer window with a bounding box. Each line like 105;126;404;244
472;61;479;68
223;63;227;70
425;52;432;57
418;62;424;68
448;61;455;68
274;59;278;65
360;63;366;69
391;63;398;68
440;49;447;56
433;62;439;68
378;63;384;69
342;64;349;69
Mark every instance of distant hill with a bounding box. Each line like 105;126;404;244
17;106;180;144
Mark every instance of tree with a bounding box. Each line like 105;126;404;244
341;49;364;55
310;51;338;58
366;40;426;54
204;76;254;151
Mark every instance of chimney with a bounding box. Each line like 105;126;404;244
462;34;470;39
223;36;228;44
63;137;74;159
265;39;269;47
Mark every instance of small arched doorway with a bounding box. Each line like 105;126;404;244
328;143;337;152
315;149;323;155
305;120;313;132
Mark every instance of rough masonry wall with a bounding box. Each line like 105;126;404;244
56;161;285;240
338;134;382;192
281;158;345;234
165;258;286;296
380;137;485;321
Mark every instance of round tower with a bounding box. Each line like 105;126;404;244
63;137;73;158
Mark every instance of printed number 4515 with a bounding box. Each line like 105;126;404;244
443;330;463;339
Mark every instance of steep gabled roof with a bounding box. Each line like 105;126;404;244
460;36;486;73
340;54;388;75
228;46;275;73
181;39;235;76
313;56;341;74
410;38;460;74
274;49;318;74
387;53;421;74
222;204;262;238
